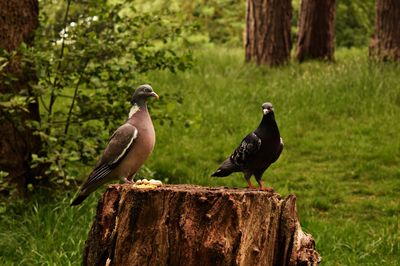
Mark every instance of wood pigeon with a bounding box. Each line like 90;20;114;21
211;102;283;191
70;84;159;206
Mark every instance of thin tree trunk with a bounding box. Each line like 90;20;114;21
245;0;292;66
84;184;321;266
296;0;336;62
369;0;400;61
0;0;42;197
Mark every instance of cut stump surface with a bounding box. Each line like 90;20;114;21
83;184;321;266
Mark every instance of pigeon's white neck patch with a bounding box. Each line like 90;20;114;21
129;104;140;118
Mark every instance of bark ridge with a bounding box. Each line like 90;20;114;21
369;0;400;61
296;0;336;62
0;0;42;197
245;0;292;66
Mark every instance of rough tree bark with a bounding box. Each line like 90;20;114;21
296;0;336;62
84;184;321;266
0;0;42;197
369;0;400;61
245;0;292;66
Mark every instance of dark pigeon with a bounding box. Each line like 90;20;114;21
212;102;283;190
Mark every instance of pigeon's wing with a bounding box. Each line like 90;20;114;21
230;132;262;166
99;124;138;166
83;124;138;187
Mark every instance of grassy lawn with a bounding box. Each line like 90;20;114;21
1;46;399;265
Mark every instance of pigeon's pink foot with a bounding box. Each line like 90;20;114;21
257;180;273;191
122;177;134;184
246;180;256;189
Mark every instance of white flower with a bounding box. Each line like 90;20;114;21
70;22;77;27
59;27;69;38
92;16;99;21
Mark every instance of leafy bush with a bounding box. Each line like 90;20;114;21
336;0;375;47
134;0;245;46
0;0;193;194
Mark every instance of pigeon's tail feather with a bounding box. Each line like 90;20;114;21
211;158;237;177
70;194;89;206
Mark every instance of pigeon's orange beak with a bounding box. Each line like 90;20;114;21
150;92;159;100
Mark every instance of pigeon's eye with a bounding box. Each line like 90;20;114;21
144;88;152;92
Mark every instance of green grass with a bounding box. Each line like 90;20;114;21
1;47;399;265
0;195;98;265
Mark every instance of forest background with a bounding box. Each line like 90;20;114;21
0;0;399;265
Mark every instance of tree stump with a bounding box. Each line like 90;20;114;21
83;184;321;266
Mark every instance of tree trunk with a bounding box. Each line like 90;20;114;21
83;184;321;266
369;0;400;61
0;0;42;197
245;0;292;66
295;0;336;62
